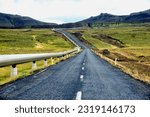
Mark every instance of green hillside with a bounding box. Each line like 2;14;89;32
0;29;74;54
0;29;75;85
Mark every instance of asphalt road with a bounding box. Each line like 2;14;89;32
0;30;150;100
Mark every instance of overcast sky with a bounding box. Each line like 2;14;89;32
0;0;150;24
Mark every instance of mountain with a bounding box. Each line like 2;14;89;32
0;13;57;28
78;9;150;25
0;9;150;28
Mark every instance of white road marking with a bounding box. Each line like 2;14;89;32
80;75;84;81
76;91;82;100
83;63;85;65
82;67;85;70
34;69;47;77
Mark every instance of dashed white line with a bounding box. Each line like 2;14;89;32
83;63;85;65
80;75;84;82
76;91;82;100
82;67;85;70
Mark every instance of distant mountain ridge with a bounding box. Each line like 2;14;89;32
0;13;57;28
78;9;150;24
0;9;150;28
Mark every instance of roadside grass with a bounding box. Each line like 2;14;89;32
0;29;75;85
0;59;52;85
68;29;113;49
70;26;150;83
82;32;113;49
0;53;75;86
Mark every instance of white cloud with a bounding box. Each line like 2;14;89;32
0;0;150;23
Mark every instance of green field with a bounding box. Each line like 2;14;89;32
0;29;75;85
82;31;113;49
0;29;74;54
98;27;150;48
70;26;150;55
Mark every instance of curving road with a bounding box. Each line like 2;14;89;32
0;30;150;100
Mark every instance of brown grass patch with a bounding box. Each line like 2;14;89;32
94;49;150;84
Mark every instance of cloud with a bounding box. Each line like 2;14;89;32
0;0;150;23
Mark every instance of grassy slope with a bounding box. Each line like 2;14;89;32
70;26;150;83
0;29;74;54
76;27;150;56
101;27;150;48
0;29;74;85
82;30;113;49
69;29;113;49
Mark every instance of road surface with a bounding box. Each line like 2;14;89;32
0;30;150;100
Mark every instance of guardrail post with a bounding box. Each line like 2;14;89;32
62;55;65;60
44;59;48;66
11;65;17;77
57;57;60;62
32;61;37;69
115;58;118;65
66;54;69;58
78;48;80;52
51;57;54;65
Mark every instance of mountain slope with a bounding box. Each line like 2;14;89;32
78;9;150;24
0;13;57;28
0;9;150;28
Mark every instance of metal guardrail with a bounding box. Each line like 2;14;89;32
0;48;79;68
0;29;81;77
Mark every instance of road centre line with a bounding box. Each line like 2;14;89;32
80;75;84;82
82;67;85;70
76;91;82;100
